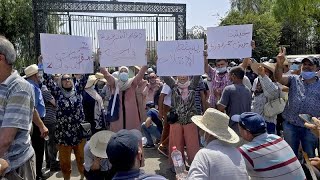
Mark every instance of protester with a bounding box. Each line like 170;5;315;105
194;76;208;115
188;108;249;180
204;45;254;108
143;72;162;105
136;78;148;122
84;130;116;180
41;85;60;172
141;102;163;148
24;64;48;180
0;36;36;179
250;62;283;134
217;66;252;134
106;129;166;179
100;65;148;132
43;72;88;180
274;48;320;158
162;75;200;171
304;117;320;179
234;112;306;179
83;74;107;133
157;82;172;157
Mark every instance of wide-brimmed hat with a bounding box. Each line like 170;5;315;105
251;62;276;75
85;75;98;88
23;64;39;78
95;72;107;83
191;108;239;144
89;130;115;158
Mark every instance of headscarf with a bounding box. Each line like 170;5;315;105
117;66;134;91
57;74;76;98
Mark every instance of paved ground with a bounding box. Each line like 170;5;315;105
46;147;175;180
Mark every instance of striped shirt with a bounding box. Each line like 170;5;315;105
239;133;306;180
194;78;206;115
41;85;56;125
0;71;35;173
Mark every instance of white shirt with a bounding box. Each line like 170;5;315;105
160;83;172;107
243;76;252;90
188;140;249;180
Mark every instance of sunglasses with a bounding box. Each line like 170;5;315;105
62;77;72;81
149;76;157;79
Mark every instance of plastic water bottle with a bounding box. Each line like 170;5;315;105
171;146;187;179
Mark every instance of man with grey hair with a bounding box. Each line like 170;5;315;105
0;36;37;179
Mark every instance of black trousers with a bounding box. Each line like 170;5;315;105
31;122;45;177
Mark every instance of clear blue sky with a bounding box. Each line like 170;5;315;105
88;0;231;29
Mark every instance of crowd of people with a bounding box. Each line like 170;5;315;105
1;34;320;180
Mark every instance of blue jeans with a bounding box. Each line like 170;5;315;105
266;122;276;134
283;121;317;158
141;122;161;146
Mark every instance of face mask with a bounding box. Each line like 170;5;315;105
216;67;227;74
290;64;300;71
301;71;316;80
119;72;129;82
177;80;190;89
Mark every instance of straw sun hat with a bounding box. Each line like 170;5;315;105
85;75;98;88
89;130;115;158
23;64;39;78
250;62;276;75
191;108;239;144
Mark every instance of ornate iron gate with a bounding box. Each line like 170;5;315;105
32;0;186;57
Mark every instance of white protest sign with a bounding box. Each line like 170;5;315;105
40;33;93;74
207;24;253;59
98;29;147;67
157;39;204;76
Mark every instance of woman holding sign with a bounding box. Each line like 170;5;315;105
100;65;148;132
162;74;201;170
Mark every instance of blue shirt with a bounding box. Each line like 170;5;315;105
282;75;320;127
147;109;163;133
0;71;35;173
112;169;166;180
27;79;46;118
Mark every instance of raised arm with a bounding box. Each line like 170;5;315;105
100;68;116;89
274;47;289;86
133;66;148;86
162;76;176;89
204;45;210;74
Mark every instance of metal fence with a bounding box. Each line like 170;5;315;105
47;14;176;52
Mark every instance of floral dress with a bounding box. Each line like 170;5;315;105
44;74;87;146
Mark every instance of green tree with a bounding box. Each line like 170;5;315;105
220;11;281;59
273;0;320;54
0;0;62;71
230;0;274;14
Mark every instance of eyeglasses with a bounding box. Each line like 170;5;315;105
62;77;72;81
149;76;157;79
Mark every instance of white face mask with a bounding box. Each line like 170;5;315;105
216;67;227;74
177;80;190;88
119;72;129;82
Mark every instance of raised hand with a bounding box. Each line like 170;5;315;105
276;47;286;65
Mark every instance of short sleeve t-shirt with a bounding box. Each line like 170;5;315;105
147;109;163;133
218;84;252;117
160;83;172;107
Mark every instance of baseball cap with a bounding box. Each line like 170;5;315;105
302;56;319;66
231;112;267;135
106;129;143;168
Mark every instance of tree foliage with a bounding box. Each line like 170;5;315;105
230;0;274;14
273;0;320;54
0;0;34;70
220;11;281;59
